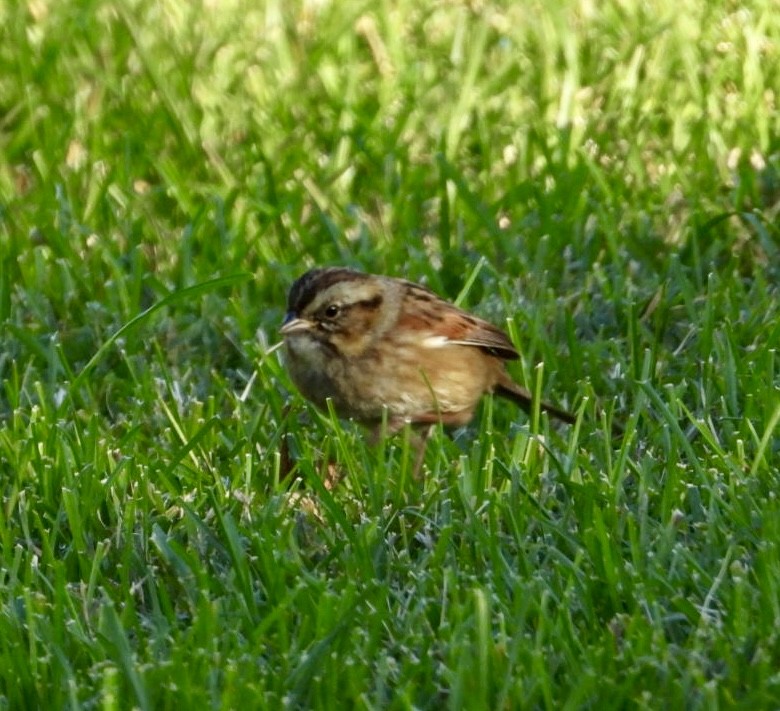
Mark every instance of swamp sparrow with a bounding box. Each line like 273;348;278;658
280;267;576;433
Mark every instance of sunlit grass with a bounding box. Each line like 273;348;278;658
1;0;779;707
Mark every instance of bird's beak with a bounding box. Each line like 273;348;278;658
280;312;313;335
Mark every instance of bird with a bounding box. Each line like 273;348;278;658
280;267;575;436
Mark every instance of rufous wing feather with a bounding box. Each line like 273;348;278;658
399;286;520;360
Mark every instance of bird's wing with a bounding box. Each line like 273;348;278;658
399;282;520;361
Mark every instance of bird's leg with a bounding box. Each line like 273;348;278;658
411;424;434;479
370;419;434;480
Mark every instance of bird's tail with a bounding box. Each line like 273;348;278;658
495;377;577;425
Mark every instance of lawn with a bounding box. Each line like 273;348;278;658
1;0;779;708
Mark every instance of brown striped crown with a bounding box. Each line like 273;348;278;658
286;267;371;317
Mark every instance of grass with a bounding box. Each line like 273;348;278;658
1;0;779;707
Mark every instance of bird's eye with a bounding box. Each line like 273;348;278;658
324;304;340;318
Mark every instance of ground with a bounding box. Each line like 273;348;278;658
1;0;779;707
